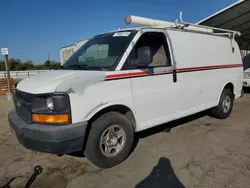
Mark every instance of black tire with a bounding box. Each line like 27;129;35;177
209;88;234;119
84;112;134;168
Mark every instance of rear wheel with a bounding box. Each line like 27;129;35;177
209;88;234;119
84;112;134;168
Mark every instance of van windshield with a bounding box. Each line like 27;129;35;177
62;30;137;71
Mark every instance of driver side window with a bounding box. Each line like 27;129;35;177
122;32;171;70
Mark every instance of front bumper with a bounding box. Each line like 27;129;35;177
243;78;250;87
8;110;88;155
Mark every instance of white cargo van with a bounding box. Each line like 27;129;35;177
8;15;243;168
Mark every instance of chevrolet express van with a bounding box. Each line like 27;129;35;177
8;15;243;168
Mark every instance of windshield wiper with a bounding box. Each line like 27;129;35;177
63;64;111;71
64;64;90;70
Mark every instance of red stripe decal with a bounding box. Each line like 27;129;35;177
177;63;242;72
105;63;243;80
105;71;147;79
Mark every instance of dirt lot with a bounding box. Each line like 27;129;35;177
1;93;250;188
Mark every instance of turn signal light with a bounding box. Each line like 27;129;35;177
32;114;69;123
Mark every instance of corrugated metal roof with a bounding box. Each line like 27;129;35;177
198;0;250;50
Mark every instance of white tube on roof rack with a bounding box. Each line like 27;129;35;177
124;13;241;37
125;15;176;27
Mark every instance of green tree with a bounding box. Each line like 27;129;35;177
0;61;5;71
43;60;61;70
20;60;34;70
0;58;61;71
44;60;51;69
8;58;21;71
49;61;61;70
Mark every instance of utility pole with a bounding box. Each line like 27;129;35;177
1;48;13;100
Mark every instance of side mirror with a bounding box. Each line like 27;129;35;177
132;46;153;67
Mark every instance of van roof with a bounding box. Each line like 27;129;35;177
101;25;240;40
102;27;141;34
97;27;215;38
81;25;236;44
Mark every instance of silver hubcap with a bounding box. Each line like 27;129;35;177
100;125;126;157
222;95;231;113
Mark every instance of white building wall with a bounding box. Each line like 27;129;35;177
76;39;89;50
60;38;90;65
60;45;77;65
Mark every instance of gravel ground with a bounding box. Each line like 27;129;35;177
0;93;250;188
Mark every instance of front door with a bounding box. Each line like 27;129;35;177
122;31;178;130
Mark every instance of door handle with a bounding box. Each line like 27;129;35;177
173;70;177;83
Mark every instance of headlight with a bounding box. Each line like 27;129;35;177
31;93;71;124
46;97;54;110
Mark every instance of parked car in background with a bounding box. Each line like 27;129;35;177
243;68;250;88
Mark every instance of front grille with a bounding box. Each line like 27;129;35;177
15;90;34;103
14;90;33;123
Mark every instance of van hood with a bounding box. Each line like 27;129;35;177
17;70;106;94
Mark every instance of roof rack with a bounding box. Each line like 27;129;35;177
124;12;241;37
178;11;241;37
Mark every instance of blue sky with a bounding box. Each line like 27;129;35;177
0;0;236;64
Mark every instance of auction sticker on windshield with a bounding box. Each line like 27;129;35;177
113;32;131;37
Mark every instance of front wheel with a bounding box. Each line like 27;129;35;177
209;88;234;119
84;112;134;168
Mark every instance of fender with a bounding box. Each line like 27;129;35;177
218;82;235;103
84;102;140;131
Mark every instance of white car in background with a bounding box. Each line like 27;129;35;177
243;68;250;88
